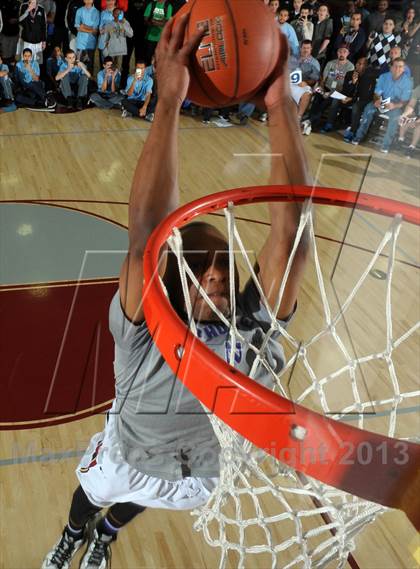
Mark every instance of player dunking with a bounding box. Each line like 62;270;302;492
42;14;310;569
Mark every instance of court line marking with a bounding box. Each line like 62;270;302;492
1;405;418;467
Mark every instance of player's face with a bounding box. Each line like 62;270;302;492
188;256;230;322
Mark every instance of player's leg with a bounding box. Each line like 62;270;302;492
79;502;146;569
41;485;102;569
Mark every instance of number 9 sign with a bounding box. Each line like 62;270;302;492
290;69;302;84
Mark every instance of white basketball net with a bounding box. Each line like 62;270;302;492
163;199;419;569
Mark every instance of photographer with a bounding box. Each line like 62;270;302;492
291;5;314;43
121;59;153;119
89;54;123;109
56;47;91;108
102;6;133;68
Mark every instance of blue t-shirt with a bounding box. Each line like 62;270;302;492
75;6;100;50
16;60;40;84
375;72;412;103
97;69;121;93
279;22;299;58
98;9;114;50
0;63;9;73
125;75;153;101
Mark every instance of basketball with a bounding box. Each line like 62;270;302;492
174;0;281;107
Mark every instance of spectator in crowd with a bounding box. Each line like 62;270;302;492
15;46;52;107
339;1;356;33
51;0;70;52
102;6;133;67
65;0;83;49
121;0;148;85
291;0;304;21
334;11;366;62
277;7;299;57
46;44;64;90
354;0;369;21
291;4;314;43
0;52;14;103
75;0;100;73
143;0;172;64
18;0;47;63
291;40;320;134
311;3;333;66
0;0;21;67
397;83;420;158
379;44;411;77
401;6;419;56
352;57;412;152
343;57;379;142
38;0;56;58
364;0;390;35
366;17;401;71
309;45;354;129
319;56;368;133
89;54;123;108
56;47;91;108
269;0;279;20
121;59;153;119
98;0;116;63
306;0;319;21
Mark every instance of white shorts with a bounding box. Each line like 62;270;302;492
76;408;219;510
291;83;313;106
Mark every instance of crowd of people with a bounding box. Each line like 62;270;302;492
0;0;419;157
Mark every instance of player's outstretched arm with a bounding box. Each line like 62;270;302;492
256;33;311;320
119;14;204;323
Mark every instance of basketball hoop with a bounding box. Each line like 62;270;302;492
142;186;420;568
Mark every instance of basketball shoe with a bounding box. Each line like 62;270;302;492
41;526;86;569
79;528;115;569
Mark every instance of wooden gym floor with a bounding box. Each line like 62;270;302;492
0;108;419;568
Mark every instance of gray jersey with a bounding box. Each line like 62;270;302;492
109;280;292;480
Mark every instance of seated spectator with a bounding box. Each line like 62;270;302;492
46;45;64;91
0;53;14;104
311;3;333;66
121;59;153;120
401;6;419;57
98;0;116;64
56;48;91;109
352;58;412;153
334;11;366;63
15;47;52;108
144;54;157;120
75;0;100;73
276;7;299;58
143;0;172;65
89;55;123;108
397;83;420;159
343;59;379;142
291;5;314;43
364;0;390;35
367;18;401;69
18;0;47;64
102;7;133;68
309;45;354;129
319;57;368;133
290;40;320;133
